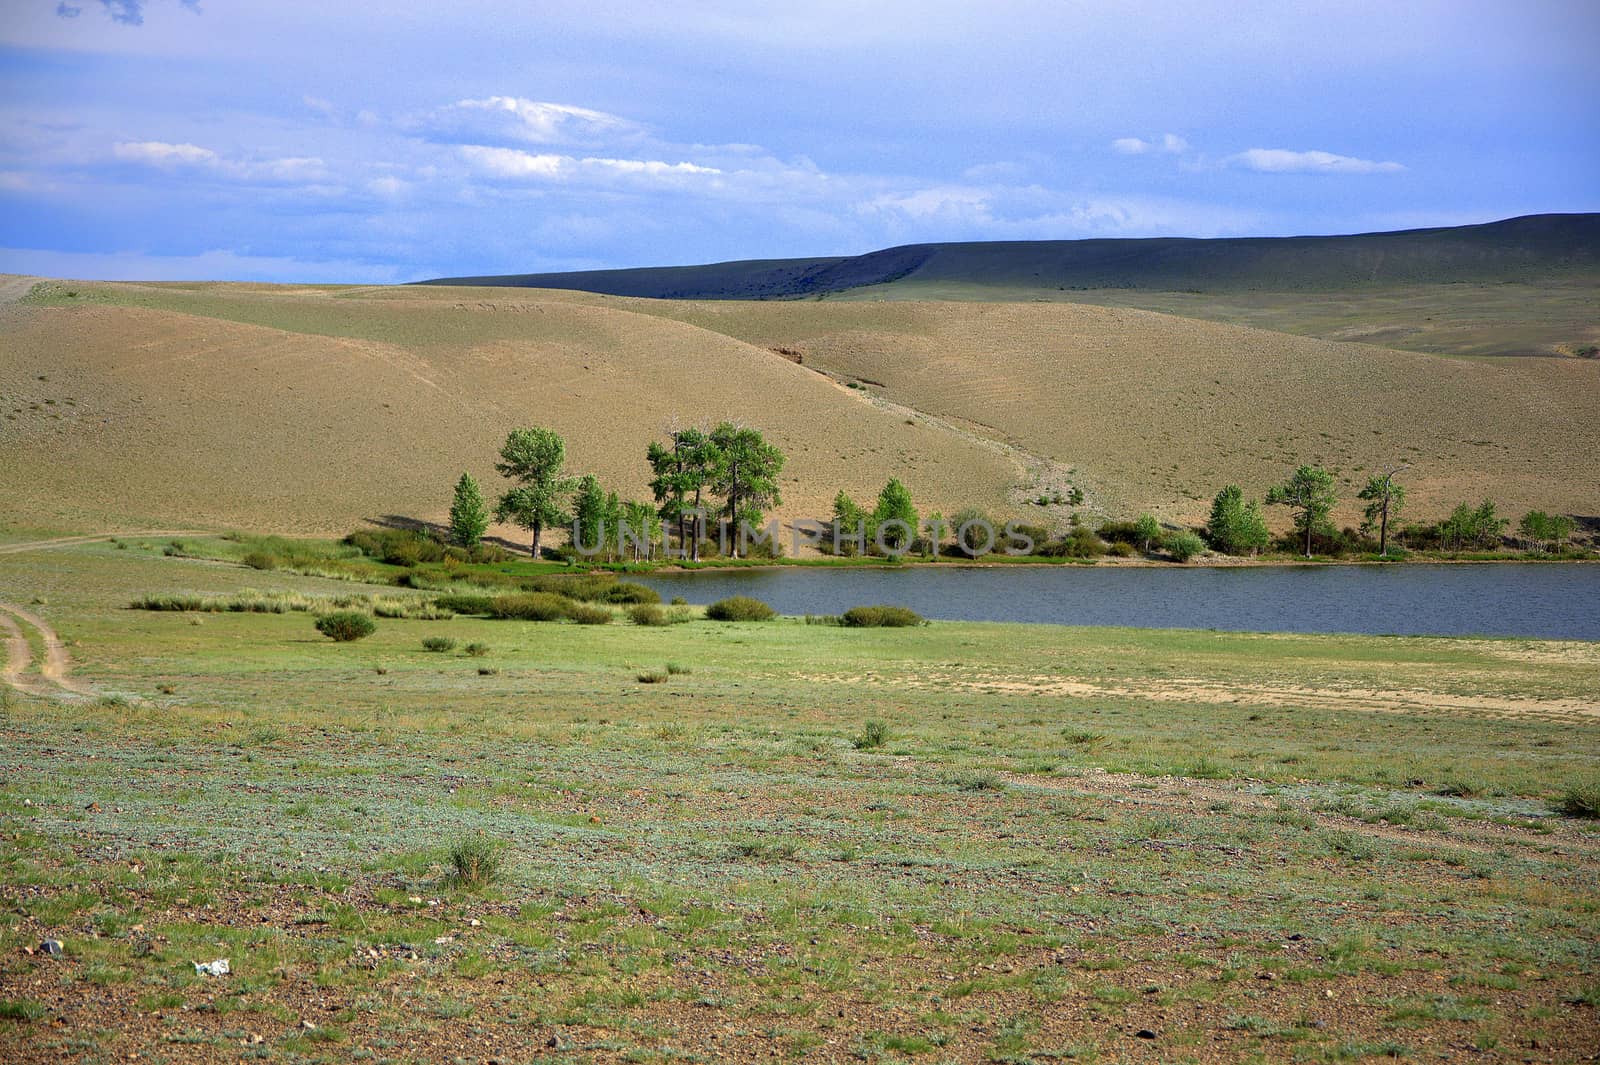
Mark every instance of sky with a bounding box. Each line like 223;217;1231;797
0;0;1596;283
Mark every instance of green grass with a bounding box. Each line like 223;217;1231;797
0;538;1596;1061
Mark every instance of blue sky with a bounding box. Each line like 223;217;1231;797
1;0;1596;282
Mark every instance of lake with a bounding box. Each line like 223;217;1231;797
640;562;1600;639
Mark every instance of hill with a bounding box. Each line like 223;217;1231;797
425;214;1600;357
4;278;1596;541
423;214;1600;296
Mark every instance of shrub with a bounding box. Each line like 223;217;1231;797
241;550;278;571
315;612;376;642
1553;779;1600;818
670;596;688;606
599;582;660;605
665;662;690;675
446;835;502;888
569;603;613;625
421;636;456;653
433;592;496;615
463;642;490;657
477;666;498;676
629;603;667;626
637;670;669;684
1107;541;1135;558
1167;531;1206;562
666;605;695;624
486;592;573;621
855;720;890;750
706;596;776;622
840;605;924;628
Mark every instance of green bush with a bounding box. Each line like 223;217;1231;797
241;550;278;570
840;605;924;628
665;662;690;675
599;582;660;605
432;592;496;615
1553;779;1600;818
1167;531;1207;562
463;642;490;657
446;835;502;888
670;596;688;606
568;603;613;625
421;636;456;653
854;720;890;750
637;670;669;684
705;596;776;622
486;592;573;621
629;603;667;626
315;612;376;642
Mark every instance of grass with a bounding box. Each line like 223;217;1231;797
1552;779;1600;818
445;835;502;888
0;540;1596;1061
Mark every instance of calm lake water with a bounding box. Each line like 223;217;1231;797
640;563;1600;639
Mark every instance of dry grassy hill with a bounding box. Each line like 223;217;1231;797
3;278;1596;542
0;281;1020;540
614;297;1600;525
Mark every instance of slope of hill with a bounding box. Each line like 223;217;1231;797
426;215;1600;358
590;295;1600;523
424;214;1600;297
0;282;1021;537
4;279;1596;540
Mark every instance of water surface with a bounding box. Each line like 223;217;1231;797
640;563;1600;639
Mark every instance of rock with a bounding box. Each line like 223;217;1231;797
193;958;230;976
40;939;63;957
300;1019;317;1031
1135;1029;1157;1040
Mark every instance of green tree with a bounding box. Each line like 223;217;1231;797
448;472;489;549
493;427;573;557
1357;466;1408;556
1266;465;1337;559
1133;513;1162;554
1441;499;1508;551
571;474;608;555
648;427;720;562
872;478;918;557
710;423;784;556
621;500;661;561
1205;486;1270;556
831;491;868;556
923;511;946;559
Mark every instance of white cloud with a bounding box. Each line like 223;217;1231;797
0;245;407;284
113;140;215;166
458;145;720;183
1113;133;1187;155
1230;148;1404;174
426;97;638;146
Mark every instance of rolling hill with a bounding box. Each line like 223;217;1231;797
425;214;1600;358
4;277;1596;543
424;214;1600;296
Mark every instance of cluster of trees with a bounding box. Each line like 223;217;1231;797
447;423;784;560
1196;464;1579;559
448;430;1582;564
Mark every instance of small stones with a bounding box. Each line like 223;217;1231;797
40;938;64;957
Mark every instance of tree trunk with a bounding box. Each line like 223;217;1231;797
531;521;542;559
1378;503;1389;556
1303;514;1312;559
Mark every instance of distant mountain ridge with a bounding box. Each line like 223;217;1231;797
420;213;1600;299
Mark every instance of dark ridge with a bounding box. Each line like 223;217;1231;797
417;213;1600;299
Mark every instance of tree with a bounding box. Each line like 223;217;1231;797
494;427;573;557
923;511;946;560
621;500;661;561
831;491;868;555
710;423;784;556
1133;513;1162;554
448;472;489;549
873;478;918;556
1266;465;1337;559
1441;499;1508;551
1357;466;1408;556
571;474;608;555
647;428;719;561
1205;486;1270;556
